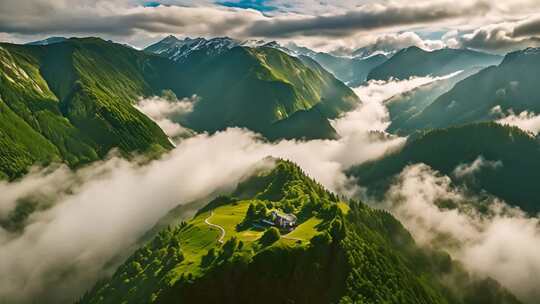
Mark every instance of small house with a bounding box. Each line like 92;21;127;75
271;211;297;231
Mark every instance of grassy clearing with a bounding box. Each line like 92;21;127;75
283;217;322;241
170;199;327;281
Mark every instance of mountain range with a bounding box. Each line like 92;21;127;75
0;38;175;179
392;48;540;132
4;34;540;304
367;46;502;81
0;36;359;179
350;123;540;215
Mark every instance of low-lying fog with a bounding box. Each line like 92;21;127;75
1;73;538;303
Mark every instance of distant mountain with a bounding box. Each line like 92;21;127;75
79;160;519;304
386;67;484;135
174;46;359;139
367;47;502;80
146;36;359;140
281;42;388;86
145;36;282;63
145;35;240;63
0;37;360;178
311;52;388;86
146;37;387;87
0;38;175;179
398;48;540;131
26;36;67;46
352;46;397;59
350;123;540;215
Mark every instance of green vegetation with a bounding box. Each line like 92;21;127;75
176;46;360;140
367;46;501;81
0;39;175;179
79;160;519;304
350;122;540;215
306;53;388;86
396;48;540;132
386;67;484;135
0;38;359;178
259;227;280;246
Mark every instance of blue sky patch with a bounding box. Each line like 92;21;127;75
217;0;277;12
143;1;161;7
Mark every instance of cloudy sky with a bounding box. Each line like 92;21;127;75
2;0;540;53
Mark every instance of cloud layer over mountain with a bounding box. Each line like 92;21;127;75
1;73;537;304
0;77;415;303
386;163;540;303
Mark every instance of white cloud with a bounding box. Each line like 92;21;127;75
386;163;540;303
0;85;410;302
135;95;197;139
454;15;540;53
1;0;540;52
453;156;502;178
496;108;540;135
351;71;462;104
0;71;501;303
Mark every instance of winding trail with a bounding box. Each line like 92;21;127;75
204;211;225;244
281;235;303;242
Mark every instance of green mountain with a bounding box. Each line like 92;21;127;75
350;123;540;215
0;37;359;178
0;38;175;179
309;53;388;86
396;48;540;131
168;46;359;140
271;42;388;86
27;36;68;46
79;160;519;304
367;47;502;81
386;67;484;135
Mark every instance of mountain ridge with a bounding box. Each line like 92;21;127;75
396;47;540;132
367;47;502;80
78;159;520;304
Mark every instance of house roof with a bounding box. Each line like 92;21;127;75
272;210;297;222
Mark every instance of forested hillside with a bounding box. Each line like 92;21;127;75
350;123;540;214
0;37;360;178
0;38;175;179
398;48;540;131
367;47;501;80
79;160;519;304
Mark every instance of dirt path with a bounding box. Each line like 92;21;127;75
204;211;225;244
281;235;303;242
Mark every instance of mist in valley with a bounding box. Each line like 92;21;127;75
1;74;539;304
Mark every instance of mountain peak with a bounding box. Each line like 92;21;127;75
145;36;242;62
501;47;540;65
26;36;67;46
162;35;180;43
401;45;424;54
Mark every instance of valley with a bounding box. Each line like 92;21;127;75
2;3;540;303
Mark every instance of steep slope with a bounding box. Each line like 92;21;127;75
27;36;67;46
263;42;388;86
172;46;359;138
79;160;519;304
0;38;174;178
350;123;540;215
309;52;388;86
0;36;359;179
401;48;540;131
386;67;484;135
367;47;502;80
145;36;360;139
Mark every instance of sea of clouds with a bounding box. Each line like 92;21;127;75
1;73;539;303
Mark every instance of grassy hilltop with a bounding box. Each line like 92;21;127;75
79;160;519;304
